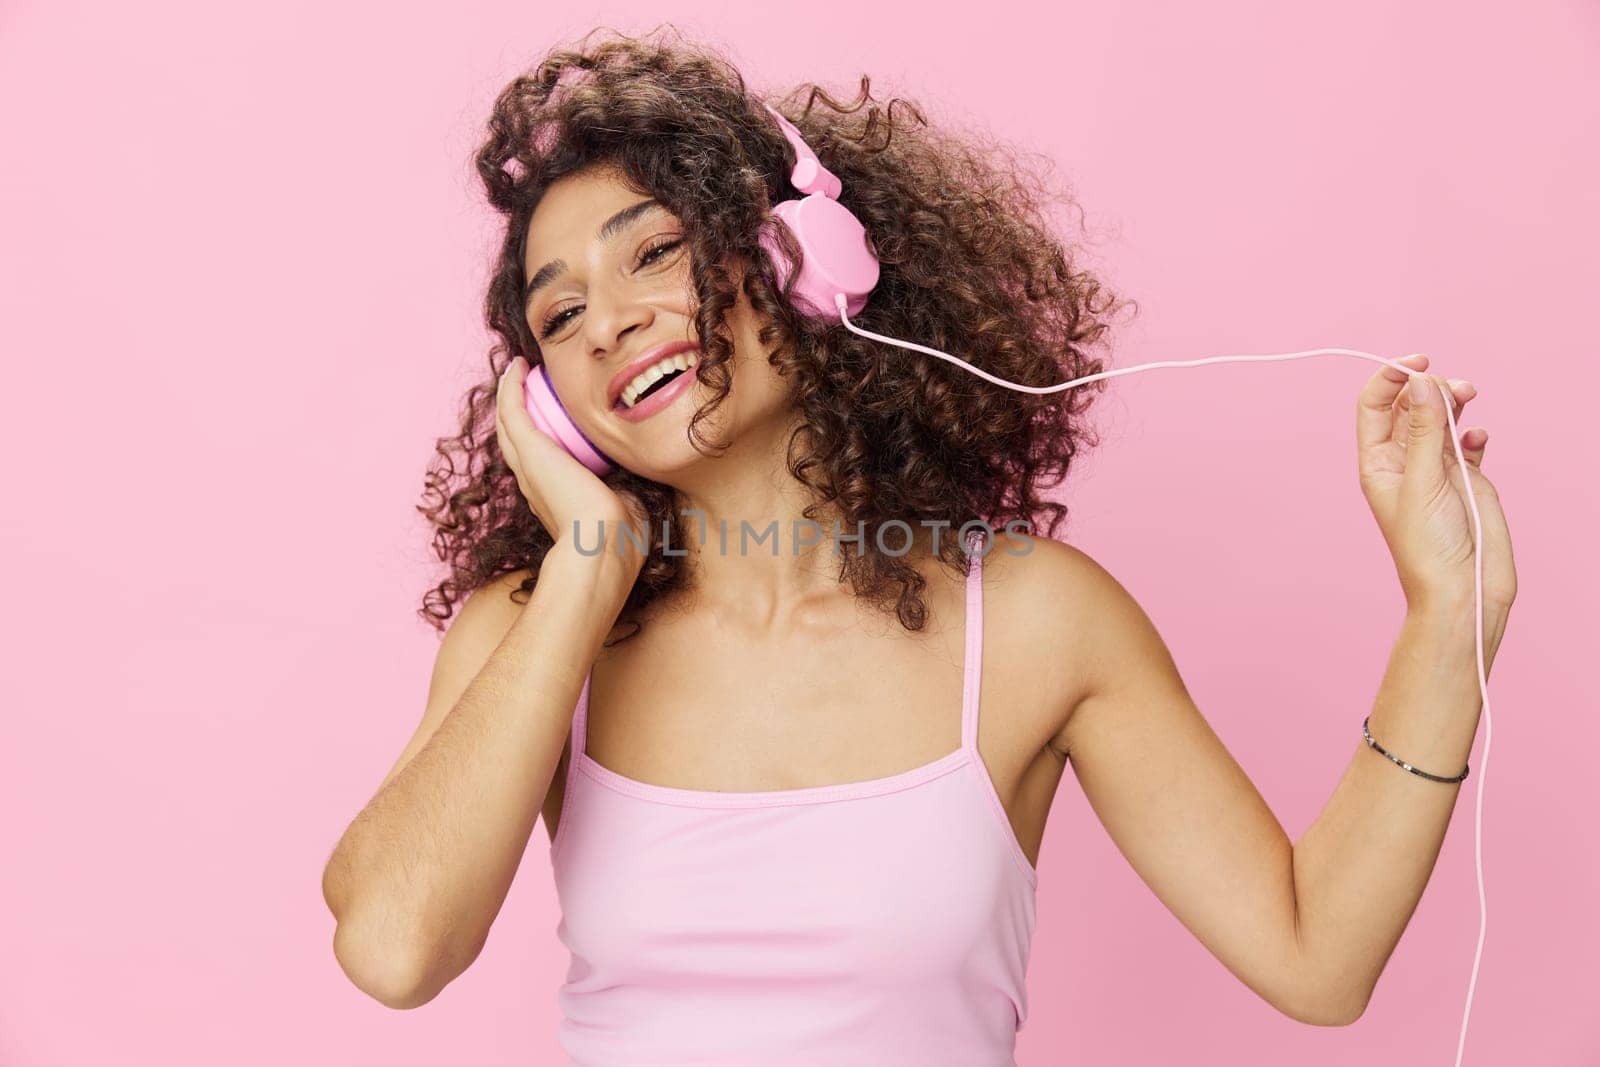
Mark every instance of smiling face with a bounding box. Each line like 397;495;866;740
521;162;795;479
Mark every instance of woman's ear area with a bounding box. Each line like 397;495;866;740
726;246;796;339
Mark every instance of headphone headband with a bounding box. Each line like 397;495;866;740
761;103;843;200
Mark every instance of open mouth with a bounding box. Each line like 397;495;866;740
614;351;701;411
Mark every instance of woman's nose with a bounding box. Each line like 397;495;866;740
582;288;654;354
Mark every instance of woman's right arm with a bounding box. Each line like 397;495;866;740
320;542;633;1009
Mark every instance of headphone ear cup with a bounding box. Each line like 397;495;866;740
522;363;617;477
758;195;880;319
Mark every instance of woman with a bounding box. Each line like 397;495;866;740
320;28;1517;1065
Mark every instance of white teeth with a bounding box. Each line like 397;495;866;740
621;351;699;408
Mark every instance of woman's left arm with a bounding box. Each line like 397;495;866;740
1050;353;1515;1027
1293;352;1516;1019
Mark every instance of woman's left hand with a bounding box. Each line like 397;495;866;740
1356;353;1517;621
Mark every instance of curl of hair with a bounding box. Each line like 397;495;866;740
417;24;1137;640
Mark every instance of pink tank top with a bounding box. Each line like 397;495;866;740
549;530;1039;1065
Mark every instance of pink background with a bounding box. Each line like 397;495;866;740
2;0;1595;1063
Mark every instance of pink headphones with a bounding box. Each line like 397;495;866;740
523;102;880;475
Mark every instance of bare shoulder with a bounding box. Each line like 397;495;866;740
431;563;636;708
991;533;1191;763
977;530;1174;758
975;529;1131;757
373;569;537;794
438;569;537;659
978;528;1123;643
425;565;575;715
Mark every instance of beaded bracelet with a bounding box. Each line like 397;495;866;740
1362;715;1470;783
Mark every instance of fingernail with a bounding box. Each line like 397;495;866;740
1410;375;1429;403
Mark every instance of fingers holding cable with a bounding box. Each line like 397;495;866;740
1424;376;1487;469
1357;352;1425;456
1457;426;1489;468
1395;370;1476;450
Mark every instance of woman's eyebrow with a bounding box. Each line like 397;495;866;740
522;198;664;308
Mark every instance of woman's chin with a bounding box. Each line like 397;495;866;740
608;424;711;481
605;390;736;478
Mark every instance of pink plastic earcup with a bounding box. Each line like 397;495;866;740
758;196;880;319
523;363;617;476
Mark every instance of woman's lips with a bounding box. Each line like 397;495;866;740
611;360;700;423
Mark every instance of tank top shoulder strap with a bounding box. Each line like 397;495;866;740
960;528;987;752
571;667;592;758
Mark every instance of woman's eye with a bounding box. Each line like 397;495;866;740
537;238;684;340
637;237;683;267
539;306;578;340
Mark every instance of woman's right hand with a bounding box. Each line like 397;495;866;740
495;356;650;585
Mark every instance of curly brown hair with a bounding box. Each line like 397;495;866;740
416;24;1136;640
